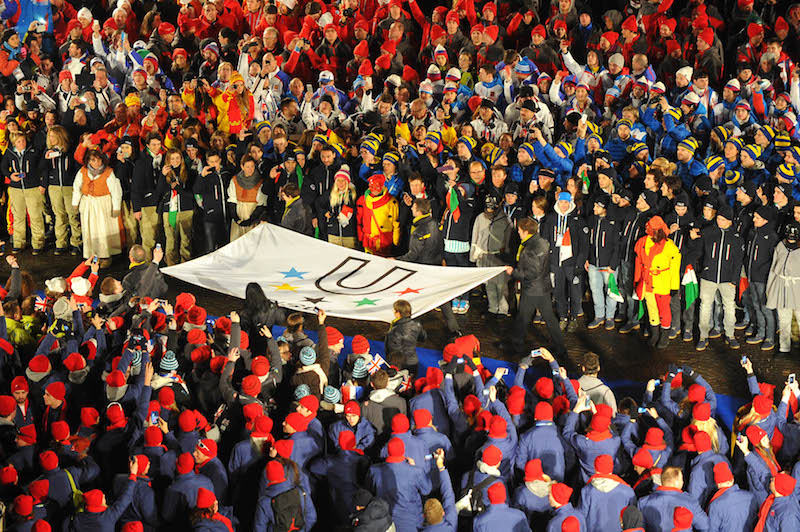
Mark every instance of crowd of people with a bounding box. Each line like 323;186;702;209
0;0;798;529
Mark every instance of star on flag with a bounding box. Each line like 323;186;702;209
269;283;299;292
395;287;421;295
355;297;378;306
279;267;308;279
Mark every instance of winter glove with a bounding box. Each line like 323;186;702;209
681;365;695;378
667;363;679;380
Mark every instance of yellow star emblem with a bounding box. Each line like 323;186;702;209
269;283;298;292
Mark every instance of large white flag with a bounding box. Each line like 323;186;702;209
162;224;506;322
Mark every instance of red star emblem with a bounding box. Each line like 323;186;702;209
396;287;421;295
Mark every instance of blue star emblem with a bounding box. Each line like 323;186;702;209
280;267;309;279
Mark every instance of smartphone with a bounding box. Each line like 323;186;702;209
676;368;683;373
653;379;661;386
741;355;748;365
18;172;25;180
531;349;542;357
306;83;313;95
155;243;162;250
149;411;159;425
737;434;744;443
120;30;126;43
790;373;796;384
552;369;559;376
500;367;509;376
584;396;591;408
92;256;98;264
637;407;648;414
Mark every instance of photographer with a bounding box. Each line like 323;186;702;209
155;148;195;266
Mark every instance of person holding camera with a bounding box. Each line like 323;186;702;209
71;149;122;268
156;148;195;266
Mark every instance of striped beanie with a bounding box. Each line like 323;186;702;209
519;142;536;160
587;133;603;147
514;57;533;75
555;141;574;157
294;384;311;400
323;385;342;404
382;152;400;166
777;163;798;183
724;169;742;186
775;133;792;150
446;67;461;82
665;107;682;121
742;144;762;161
628;142;648;157
300;346;316;366
433;45;447;62
712;125;730;143
616;118;633;131
313;133;328;145
160;351;179;372
361;139;380;156
705;155;724;173
486;147;504;165
678;137;699;156
131;350;142;368
758;125;775;143
352;358;368;379
725;137;744;150
425;131;442;146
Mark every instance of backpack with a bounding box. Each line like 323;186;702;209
455;468;497;516
271;486;306;532
64;470;85;513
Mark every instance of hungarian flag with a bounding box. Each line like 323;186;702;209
633;281;646;320
558;228;573;264
607;271;624;303
446;187;461;222
579;167;590;194
738;268;749;301
681;265;699;310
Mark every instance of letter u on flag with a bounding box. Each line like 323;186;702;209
681;265;699;310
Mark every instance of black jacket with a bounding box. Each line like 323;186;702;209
42;152;77;188
699;225;745;284
193;169;231;222
1;147;44;189
511;233;551;296
281;197;313;236
745;223;779;283
385;317;426;367
588;214;620;269
397;214;442;266
132;151;162;212
620;208;654;265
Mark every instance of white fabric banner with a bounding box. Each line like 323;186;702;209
162;224;506;322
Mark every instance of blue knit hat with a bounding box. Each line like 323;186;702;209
519;142;535;160
294;384;311;400
323;385;342;404
705;155;724;173
160;351;179;372
352;358;368;379
300;346;316;366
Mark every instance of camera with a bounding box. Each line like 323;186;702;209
343;7;354;17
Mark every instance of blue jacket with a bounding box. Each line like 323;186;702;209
707;485;758;532
39;458;100;511
512;479;551;521
421;468;457;532
413;426;453;488
687;452;731;507
161;472;215;527
620;418;673;468
65;478;135;532
113;474;159;531
744;450;777;504
368;460;432;532
380;431;429;469
676;158;709;193
197;457;229;505
639;487;710;531
226;438;265;488
329;418;376;452
545;503;587;532
476;399;518;480
410;389;452;438
253;478;317;532
309;450;371;522
760;494;800;532
577;476;636;532
289;430;323;469
515;422;566;482
563;412;621;483
474;502;531;532
604;136;635;167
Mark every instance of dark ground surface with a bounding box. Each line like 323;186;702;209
12;249;798;398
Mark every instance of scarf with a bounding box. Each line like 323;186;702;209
707;486;731;507
211;513;235;532
754;494;775;532
236;169;262;190
88;163;106;178
517;234;532;261
108;416;128;431
3;42;20;61
755;447;780;477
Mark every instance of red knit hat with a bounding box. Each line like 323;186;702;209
776;16;790;32
285;412;308;432
11;376;28;392
595;454;614;475
144;426;163;447
753;395;772;416
534;401;553;421
45;382;65;402
134;455;150;475
376;54;391;71
693;431;712;453
531;24;545;38
507;391;525;416
39;451;58;471
51;421;70;442
338;430;358;452
387;438;405;462
673;507;693;530
590;414;611;432
747;23;763;39
81;407;99;427
29;355;51;373
274;439;294;459
463;395;481;417
63;353;86;372
692;402;711;421
487;482;506;504
358;60;373;77
106;370;126;389
483;25;498;42
0;464;17;484
391;414;410;434
252;356;270;377
561;516;580;532
326;327;343;346
353;40;369;58
534;377;554;399
175;293;196;313
106;404;125;424
713;462;733;484
0;396;15;417
595;404;614;419
158;22;175;35
775;472;796;495
186;306;207;326
176;453;194;475
121;523;143;532
196;487;216;509
191;346;212;364
186;328;206;345
698;27;714;47
158;387;175;407
621;15;638;32
266;460;286;485
178;410;196;432
645;428;664;446
551;483;573;505
413;409;432;428
252;415;273;438
298;395;319;414
488;416;507;439
351;335;369;354
344;400;361;416
666;40;681;55
209;356;227;374
632;448;654;469
83;489;106;512
746;424;767;445
524;459;545;481
241;375;262;397
196;438;217;459
14;494;33;517
481;445;502;467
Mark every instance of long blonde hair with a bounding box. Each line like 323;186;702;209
329;181;356;208
46;125;69;151
692;418;721;453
